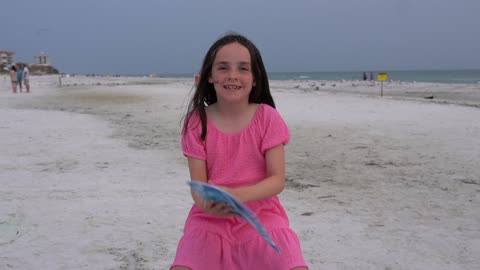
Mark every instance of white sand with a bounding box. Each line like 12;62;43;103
1;76;479;269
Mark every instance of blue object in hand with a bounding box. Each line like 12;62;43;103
188;180;280;253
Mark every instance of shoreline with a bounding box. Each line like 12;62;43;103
5;74;479;107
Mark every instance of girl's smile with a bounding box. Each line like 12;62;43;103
224;85;241;90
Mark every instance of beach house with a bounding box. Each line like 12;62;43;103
30;53;59;74
0;50;16;70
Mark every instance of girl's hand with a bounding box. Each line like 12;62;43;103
198;198;233;217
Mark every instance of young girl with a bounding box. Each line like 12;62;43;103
171;33;308;270
9;66;18;93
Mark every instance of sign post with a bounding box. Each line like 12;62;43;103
377;72;388;97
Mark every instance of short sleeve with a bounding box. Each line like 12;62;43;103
181;112;206;160
260;105;290;154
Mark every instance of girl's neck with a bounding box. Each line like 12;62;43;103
215;101;251;117
207;102;259;134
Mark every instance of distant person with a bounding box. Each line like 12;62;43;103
370;71;374;81
363;72;367;81
9;66;18;93
171;33;308;270
23;65;30;93
17;65;23;92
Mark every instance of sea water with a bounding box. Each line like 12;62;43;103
162;69;480;84
267;69;480;84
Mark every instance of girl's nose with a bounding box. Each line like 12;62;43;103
226;69;239;80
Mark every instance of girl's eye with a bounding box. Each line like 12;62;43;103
240;67;250;71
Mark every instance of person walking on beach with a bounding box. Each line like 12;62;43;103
9;66;18;93
23;65;30;93
171;33;308;270
363;72;367;81
17;65;23;92
370;71;374;81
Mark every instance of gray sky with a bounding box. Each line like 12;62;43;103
2;0;479;75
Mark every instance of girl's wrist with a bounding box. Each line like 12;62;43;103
223;186;247;203
232;187;249;203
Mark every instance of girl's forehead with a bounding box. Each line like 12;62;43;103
214;43;251;63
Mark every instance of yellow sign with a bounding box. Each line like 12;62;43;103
377;72;388;81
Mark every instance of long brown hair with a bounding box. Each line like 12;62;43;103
183;32;275;140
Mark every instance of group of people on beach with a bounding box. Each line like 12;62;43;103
363;71;375;81
9;64;30;93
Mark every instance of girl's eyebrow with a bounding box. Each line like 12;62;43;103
214;61;251;65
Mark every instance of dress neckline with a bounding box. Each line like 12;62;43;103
207;104;262;136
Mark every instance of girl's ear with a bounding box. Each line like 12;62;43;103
208;77;213;83
194;74;200;86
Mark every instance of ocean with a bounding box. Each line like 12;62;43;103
160;69;480;84
268;70;480;84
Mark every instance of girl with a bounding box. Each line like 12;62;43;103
171;33;308;270
9;66;18;93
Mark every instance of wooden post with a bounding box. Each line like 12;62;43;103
381;81;383;97
59;76;62;87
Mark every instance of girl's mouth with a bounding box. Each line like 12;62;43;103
224;85;241;90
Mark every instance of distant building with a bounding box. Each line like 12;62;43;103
30;64;58;75
34;52;49;65
30;52;59;75
0;50;16;69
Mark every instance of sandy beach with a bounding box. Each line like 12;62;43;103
1;75;479;269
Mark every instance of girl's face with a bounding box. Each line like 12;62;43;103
209;42;256;105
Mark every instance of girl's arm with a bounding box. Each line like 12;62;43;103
187;157;233;216
187;157;207;204
223;144;286;203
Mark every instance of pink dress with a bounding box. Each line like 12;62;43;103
172;104;308;270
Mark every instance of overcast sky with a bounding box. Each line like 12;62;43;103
2;0;479;75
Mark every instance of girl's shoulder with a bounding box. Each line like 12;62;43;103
257;103;284;123
183;109;202;132
258;103;275;113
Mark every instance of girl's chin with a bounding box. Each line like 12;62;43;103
221;88;244;93
218;91;247;98
218;96;249;104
